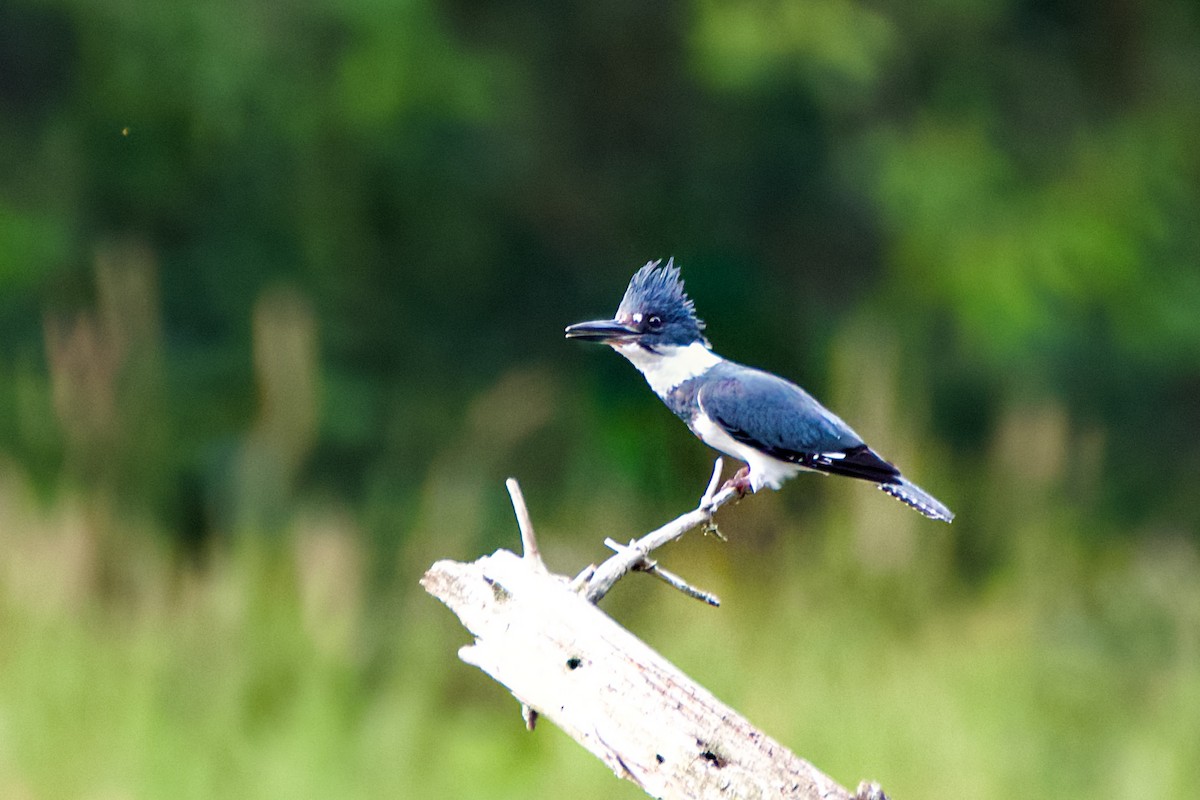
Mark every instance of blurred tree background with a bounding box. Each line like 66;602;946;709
1;0;1198;797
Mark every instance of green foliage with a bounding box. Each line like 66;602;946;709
3;0;1198;524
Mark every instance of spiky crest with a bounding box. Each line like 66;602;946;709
616;258;707;346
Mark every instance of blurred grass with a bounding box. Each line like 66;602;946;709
1;438;1197;799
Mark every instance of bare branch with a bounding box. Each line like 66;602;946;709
603;538;721;606
506;477;546;573
422;551;860;800
506;477;547;729
635;560;721;606
420;473;888;799
701;457;725;505
583;462;740;604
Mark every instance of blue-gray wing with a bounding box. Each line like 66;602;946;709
696;366;900;483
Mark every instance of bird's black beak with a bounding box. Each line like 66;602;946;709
564;318;641;344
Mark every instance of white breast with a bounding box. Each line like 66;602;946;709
690;410;803;492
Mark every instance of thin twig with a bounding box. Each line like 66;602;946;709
637;560;721;606
602;538;721;606
699;458;729;541
507;477;548;731
702;457;725;506
506;478;547;573
583;460;740;604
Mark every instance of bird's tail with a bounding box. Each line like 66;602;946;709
880;477;954;522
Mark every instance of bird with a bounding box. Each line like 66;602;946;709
565;259;954;522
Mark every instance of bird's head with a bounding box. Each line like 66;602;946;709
565;258;709;351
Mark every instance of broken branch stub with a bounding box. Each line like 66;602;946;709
422;550;857;800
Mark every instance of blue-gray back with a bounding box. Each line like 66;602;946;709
693;362;863;459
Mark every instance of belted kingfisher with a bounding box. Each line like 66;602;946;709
565;259;954;522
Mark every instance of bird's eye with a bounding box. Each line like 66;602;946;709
646;314;663;330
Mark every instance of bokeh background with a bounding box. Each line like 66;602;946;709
2;0;1199;797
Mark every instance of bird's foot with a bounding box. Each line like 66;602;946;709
703;519;727;541
719;466;752;498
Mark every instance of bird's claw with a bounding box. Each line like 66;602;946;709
703;520;727;541
719;466;752;498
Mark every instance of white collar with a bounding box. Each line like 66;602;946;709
613;341;722;396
